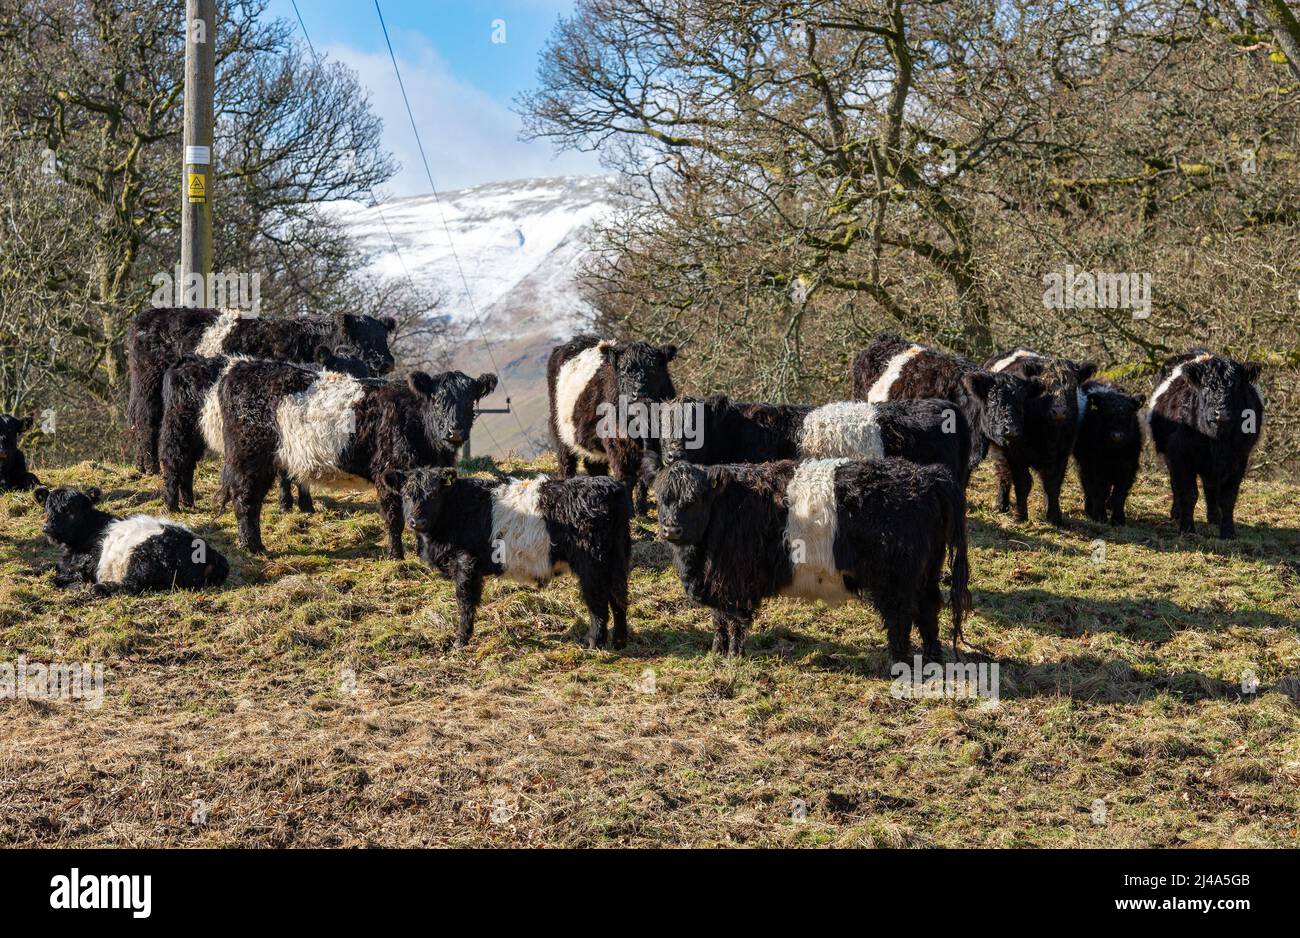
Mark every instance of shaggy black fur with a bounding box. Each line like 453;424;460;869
34;485;228;595
653;458;969;662
1148;349;1264;538
662;394;972;488
983;350;1096;525
851;333;1043;472
546;335;677;513
1074;378;1143;525
159;349;374;513
395;468;633;649
127;306;397;474
0;415;40;491
217;363;497;557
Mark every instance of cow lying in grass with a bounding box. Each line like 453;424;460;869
547;335;677;513
35;485;228;595
1074;378;1143;526
395;467;632;649
662;395;971;488
128;306;397;475
654;457;968;662
1;415;40;492
159;350;373;513
852;332;1043;473
1147;349;1264;538
984;349;1097;525
215;362;497;557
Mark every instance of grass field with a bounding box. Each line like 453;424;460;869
1;457;1298;847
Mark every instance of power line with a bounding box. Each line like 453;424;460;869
288;0;499;449
373;0;534;448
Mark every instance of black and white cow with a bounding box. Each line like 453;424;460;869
662;395;971;488
654;457;969;662
215;361;497;557
1073;378;1143;526
983;348;1097;525
0;415;40;492
34;485;228;595
128;306;397;474
546;335;677;513
394;468;632;649
1147;349;1264;538
851;332;1042;472
158;350;373;513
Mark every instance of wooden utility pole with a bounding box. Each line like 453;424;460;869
181;0;215;306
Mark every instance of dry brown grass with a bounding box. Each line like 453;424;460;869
1;456;1297;847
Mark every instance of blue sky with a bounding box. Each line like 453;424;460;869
265;0;602;196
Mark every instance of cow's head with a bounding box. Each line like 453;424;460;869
334;312;397;376
1022;358;1097;427
388;466;456;535
315;346;373;379
962;370;1042;447
654;461;715;545
407;370;498;449
601;341;677;410
34;485;102;546
659;395;714;465
1181;355;1263;437
0;414;33;466
1084;387;1144;446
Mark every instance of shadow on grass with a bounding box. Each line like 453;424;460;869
978;586;1296;641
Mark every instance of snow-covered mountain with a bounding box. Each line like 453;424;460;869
335;175;622;456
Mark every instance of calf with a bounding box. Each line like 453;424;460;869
34;485;228;595
216;362;497;557
1147;349;1264;538
395;468;632;649
983;349;1096;525
547;335;677;513
159;349;372;513
654;457;969;662
663;395;971;488
128;306;397;474
0;415;40;491
851;332;1042;472
1073;378;1143;526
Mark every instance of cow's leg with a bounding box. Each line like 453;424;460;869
1216;472;1243;539
575;564;611;649
1081;469;1107;523
129;367;165;475
377;485;405;560
710;609;733;654
452;565;483;646
609;562;630;650
233;467;274;555
277;472;295;513
1010;462;1033;523
993;455;1012;514
296;484;315;514
726;614;751;657
1168;459;1197;534
1040;460;1068;526
1108;473;1133;526
883;604;913;665
916;572;945;665
1201;471;1221;526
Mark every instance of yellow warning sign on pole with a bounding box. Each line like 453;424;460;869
187;173;206;203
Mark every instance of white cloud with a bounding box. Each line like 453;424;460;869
324;36;602;196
